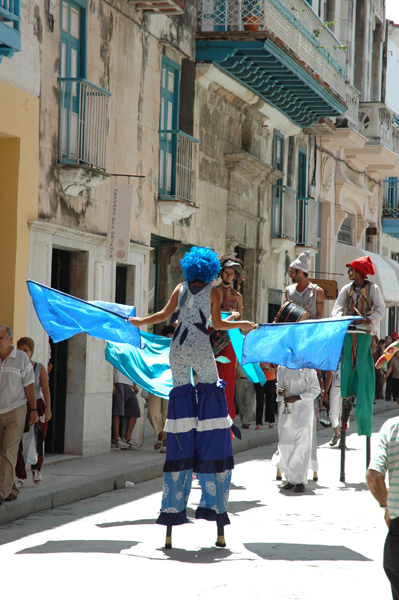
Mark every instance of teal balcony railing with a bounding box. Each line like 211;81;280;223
159;130;199;203
297;197;319;248
58;78;111;171
0;0;21;61
272;185;297;241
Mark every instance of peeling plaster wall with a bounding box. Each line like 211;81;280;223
0;1;44;96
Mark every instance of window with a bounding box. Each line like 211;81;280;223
0;0;21;61
60;0;85;161
337;214;353;245
159;57;180;196
272;131;285;237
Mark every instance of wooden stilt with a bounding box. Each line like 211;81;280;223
340;397;354;482
366;436;371;469
276;467;282;481
313;471;318;481
216;526;226;548
165;525;172;549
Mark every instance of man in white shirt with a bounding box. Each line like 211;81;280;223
332;256;385;438
0;325;38;503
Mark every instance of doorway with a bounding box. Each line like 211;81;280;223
47;249;71;454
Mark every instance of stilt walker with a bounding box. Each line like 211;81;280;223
332;256;385;482
129;246;254;548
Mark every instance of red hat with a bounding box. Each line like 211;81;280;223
346;256;375;278
392;332;399;340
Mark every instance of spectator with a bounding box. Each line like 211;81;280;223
15;337;52;485
112;367;141;449
0;325;38;503
254;362;277;430
386;336;394;402
235;362;256;429
384;353;399;408
373;337;384;400
146;325;174;453
366;416;399;600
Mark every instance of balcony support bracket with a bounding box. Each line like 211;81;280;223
58;165;109;197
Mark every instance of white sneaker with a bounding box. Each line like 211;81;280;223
125;438;142;449
115;437;130;449
32;470;42;484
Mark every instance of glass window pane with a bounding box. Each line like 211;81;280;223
62;3;68;31
168;72;174;93
70;8;80;38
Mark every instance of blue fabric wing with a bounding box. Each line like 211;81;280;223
241;316;360;371
220;312;266;385
106;332;173;399
27;280;141;348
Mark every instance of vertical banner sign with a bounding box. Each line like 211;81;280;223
106;183;133;262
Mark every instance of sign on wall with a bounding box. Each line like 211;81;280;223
309;278;338;300
106;183;133;262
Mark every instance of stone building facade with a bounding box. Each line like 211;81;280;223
6;0;399;457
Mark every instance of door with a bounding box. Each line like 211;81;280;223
297;148;307;243
47;249;71;454
60;0;83;160
159;58;180;196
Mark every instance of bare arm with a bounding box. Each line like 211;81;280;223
366;468;390;528
315;287;324;319
210;288;254;331
40;364;52;422
129;285;181;327
24;383;39;425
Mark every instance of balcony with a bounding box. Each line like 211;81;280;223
58;78;111;196
197;0;347;98
158;130;199;225
297;197;319;248
0;0;21;61
128;0;186;13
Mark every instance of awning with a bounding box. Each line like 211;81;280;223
336;244;399;306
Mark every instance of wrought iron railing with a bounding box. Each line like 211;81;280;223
0;0;21;58
382;178;399;218
272;185;297;241
297;197;319;248
159;130;199;203
58;78;111;171
197;0;346;98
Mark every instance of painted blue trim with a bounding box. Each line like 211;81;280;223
159;57;181;196
0;0;21;59
58;77;111;96
196;39;346;127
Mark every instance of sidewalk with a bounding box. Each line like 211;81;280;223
0;398;397;525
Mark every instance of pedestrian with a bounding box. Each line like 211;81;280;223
322;368;342;447
129;245;254;549
366;416;399;600
15;337;52;485
0;325;38;503
383;354;399;408
254;362;277;430
212;255;246;422
146;325;175;453
272;366;320;493
111;367;142;449
235;362;256;429
332;256;385;437
373;336;384;400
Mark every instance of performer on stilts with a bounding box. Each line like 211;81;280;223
129;246;254;549
331;256;385;481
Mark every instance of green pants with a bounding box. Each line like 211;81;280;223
340;333;374;437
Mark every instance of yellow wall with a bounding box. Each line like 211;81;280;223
0;80;39;341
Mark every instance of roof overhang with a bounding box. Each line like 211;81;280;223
196;38;347;129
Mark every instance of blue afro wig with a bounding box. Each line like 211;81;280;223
181;246;220;283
